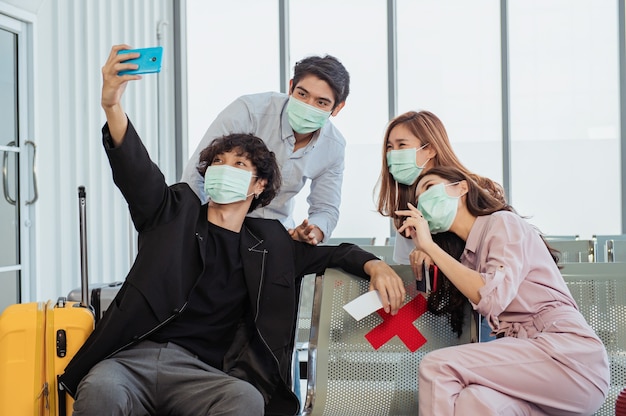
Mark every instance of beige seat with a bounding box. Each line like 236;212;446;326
593;234;626;262
548;239;595;263
543;234;579;241
606;239;626;263
325;237;376;246
301;265;474;416
560;262;626;416
358;245;397;265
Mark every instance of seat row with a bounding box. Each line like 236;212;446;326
296;261;626;416
327;234;626;263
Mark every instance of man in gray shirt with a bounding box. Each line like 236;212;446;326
181;55;350;245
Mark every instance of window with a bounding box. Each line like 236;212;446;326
185;0;623;242
396;0;503;184
186;0;280;156
289;0;389;241
508;0;620;237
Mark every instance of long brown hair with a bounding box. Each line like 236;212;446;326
418;166;560;336
375;111;506;233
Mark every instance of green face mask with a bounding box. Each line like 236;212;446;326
204;165;255;204
417;182;461;234
286;96;331;134
386;144;429;185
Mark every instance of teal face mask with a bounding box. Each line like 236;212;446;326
286;96;332;134
204;165;255;204
386;144;429;185
417;182;461;234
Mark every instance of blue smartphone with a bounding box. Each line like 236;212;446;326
117;46;163;75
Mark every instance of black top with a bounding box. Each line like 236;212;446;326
150;221;247;369
59;119;378;416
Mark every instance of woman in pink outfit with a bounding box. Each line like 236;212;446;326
397;166;610;416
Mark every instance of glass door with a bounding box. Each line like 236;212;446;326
0;14;34;313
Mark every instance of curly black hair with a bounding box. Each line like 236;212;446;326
196;133;281;212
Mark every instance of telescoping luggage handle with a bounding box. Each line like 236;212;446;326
55;187;92;361
78;186;89;308
57;186;92;415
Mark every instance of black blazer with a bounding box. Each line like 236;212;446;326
58;120;377;415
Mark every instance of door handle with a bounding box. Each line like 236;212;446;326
2;140;16;206
25;140;38;205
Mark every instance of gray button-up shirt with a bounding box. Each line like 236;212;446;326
181;92;345;241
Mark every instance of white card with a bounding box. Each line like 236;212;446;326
343;290;384;321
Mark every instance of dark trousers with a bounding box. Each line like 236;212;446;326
73;340;264;416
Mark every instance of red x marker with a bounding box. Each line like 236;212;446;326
364;294;428;352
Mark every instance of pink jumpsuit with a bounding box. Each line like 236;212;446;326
418;212;610;416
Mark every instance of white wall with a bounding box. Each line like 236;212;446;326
1;0;177;302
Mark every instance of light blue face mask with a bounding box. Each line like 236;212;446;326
204;165;255;204
386;143;429;185
286;96;332;134
417;182;461;234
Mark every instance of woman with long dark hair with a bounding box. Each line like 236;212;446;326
397;165;609;415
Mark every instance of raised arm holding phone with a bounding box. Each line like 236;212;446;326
59;45;405;416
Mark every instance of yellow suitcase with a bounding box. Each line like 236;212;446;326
0;186;95;415
0;299;94;416
0;301;47;415
46;299;94;415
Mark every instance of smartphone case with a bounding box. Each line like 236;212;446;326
416;264;438;295
118;46;163;75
